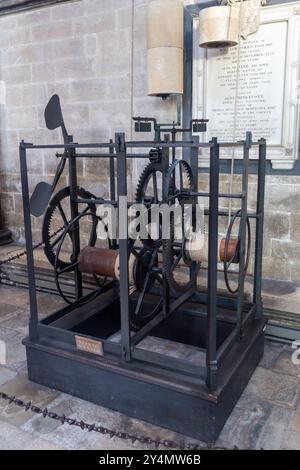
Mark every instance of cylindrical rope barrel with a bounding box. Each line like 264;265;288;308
186;233;239;264
78;247;136;284
78;247;119;279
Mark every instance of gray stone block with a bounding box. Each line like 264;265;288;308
54;57;94;80
272;239;300;262
31;63;55;83
282;430;300;450
0;367;17;387
291;409;300;432
242;366;300;409
256;405;294;450
31;20;72;43
264;212;290;240
1;65;31;86
22;83;48;107
217;399;273;449
51;0;85;21
4;86;23;107
52;38;85;60
70;79;106;102
85;35;98;57
0;373;59;428
73;12;116;36
262;256;291;281
1;28;31;48
16;7;52;27
85;0;130;16
266;185;300;213
259;341;285;370
273;349;300;378
291;214;300;242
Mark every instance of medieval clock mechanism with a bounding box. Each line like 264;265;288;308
20;0;267;441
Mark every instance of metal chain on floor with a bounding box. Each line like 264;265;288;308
0;391;234;450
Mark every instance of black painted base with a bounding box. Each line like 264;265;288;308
24;314;265;442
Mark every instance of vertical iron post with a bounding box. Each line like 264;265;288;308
116;133;131;361
109;138;117;249
68;135;83;300
236;132;251;339
19;142;38;341
162;135;171;316
191;136;199;193
109;138;116;202
206;138;219;391
253;138;266;317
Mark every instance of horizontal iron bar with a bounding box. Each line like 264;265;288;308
191;192;245;199
74;153;150;159
218;141;262;147
21;140;263;151
21;142;112;150
204;209;258;219
74;198;136;207
126;141;213;148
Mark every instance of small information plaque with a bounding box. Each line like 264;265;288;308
75;336;104;357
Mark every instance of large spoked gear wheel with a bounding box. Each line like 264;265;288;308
42;186;98;270
162;160;200;294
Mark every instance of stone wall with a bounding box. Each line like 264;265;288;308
0;0;299;291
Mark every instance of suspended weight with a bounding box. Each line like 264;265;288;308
147;0;184;97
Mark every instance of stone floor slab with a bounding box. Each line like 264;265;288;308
258;342;285;370
22;393;200;451
0;373;59;427
290;410;300;433
256;405;293;450
273;349;300;378
242;366;300;409
0;421;36;450
282;430;300;450
0;366;17;387
216;400;273;449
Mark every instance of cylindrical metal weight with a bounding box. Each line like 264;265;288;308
199;5;239;49
147;0;184;96
147;0;184;49
148;47;183;97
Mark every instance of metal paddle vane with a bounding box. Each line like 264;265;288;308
30;95;69;218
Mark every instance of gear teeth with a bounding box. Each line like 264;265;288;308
135;162;162;203
42;186;98;270
162;159;200;294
